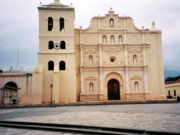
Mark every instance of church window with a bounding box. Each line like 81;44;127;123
111;58;114;62
48;17;53;31
59;61;66;70
174;90;176;96
110;18;114;27
134;81;139;91
110;35;115;44
110;56;116;62
48;41;54;49
118;35;123;44
89;82;94;91
89;55;93;64
133;54;138;64
54;43;60;50
60;18;65;32
48;61;54;70
168;90;171;96
61;41;66;49
103;35;107;44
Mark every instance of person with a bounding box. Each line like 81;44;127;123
177;96;180;102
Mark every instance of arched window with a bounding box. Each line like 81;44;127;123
59;18;65;32
89;55;93;64
48;41;54;49
118;35;123;44
110;18;114;27
168;90;171;96
60;41;66;49
59;61;66;70
89;82;94;92
103;35;107;44
48;61;54;71
4;82;18;90
174;90;176;96
134;81;139;91
110;35;115;44
133;54;138;64
48;17;53;31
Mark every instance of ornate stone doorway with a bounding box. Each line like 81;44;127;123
108;79;120;100
2;82;19;104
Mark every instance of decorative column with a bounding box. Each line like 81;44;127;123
125;45;130;93
124;17;129;95
123;16;127;44
98;16;103;95
142;27;148;93
99;46;103;93
80;27;84;94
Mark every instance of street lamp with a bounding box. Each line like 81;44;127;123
50;84;53;107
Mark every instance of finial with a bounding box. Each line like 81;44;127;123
54;0;59;4
108;7;114;14
151;21;157;31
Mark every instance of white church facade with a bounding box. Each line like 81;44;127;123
0;0;166;105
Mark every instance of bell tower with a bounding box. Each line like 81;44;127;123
37;0;77;103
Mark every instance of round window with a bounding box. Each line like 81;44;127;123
54;43;60;50
110;56;116;62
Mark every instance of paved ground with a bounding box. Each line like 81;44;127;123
0;103;180;134
0;127;82;135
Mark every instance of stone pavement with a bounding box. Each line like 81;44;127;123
0;127;82;135
0;103;180;134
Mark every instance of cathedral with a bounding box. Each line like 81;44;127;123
0;0;166;105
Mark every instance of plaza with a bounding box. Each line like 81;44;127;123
0;103;180;134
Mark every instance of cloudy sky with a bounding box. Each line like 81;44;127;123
0;0;180;72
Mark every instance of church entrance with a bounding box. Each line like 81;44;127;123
108;79;120;100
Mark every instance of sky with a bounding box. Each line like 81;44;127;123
0;0;180;72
